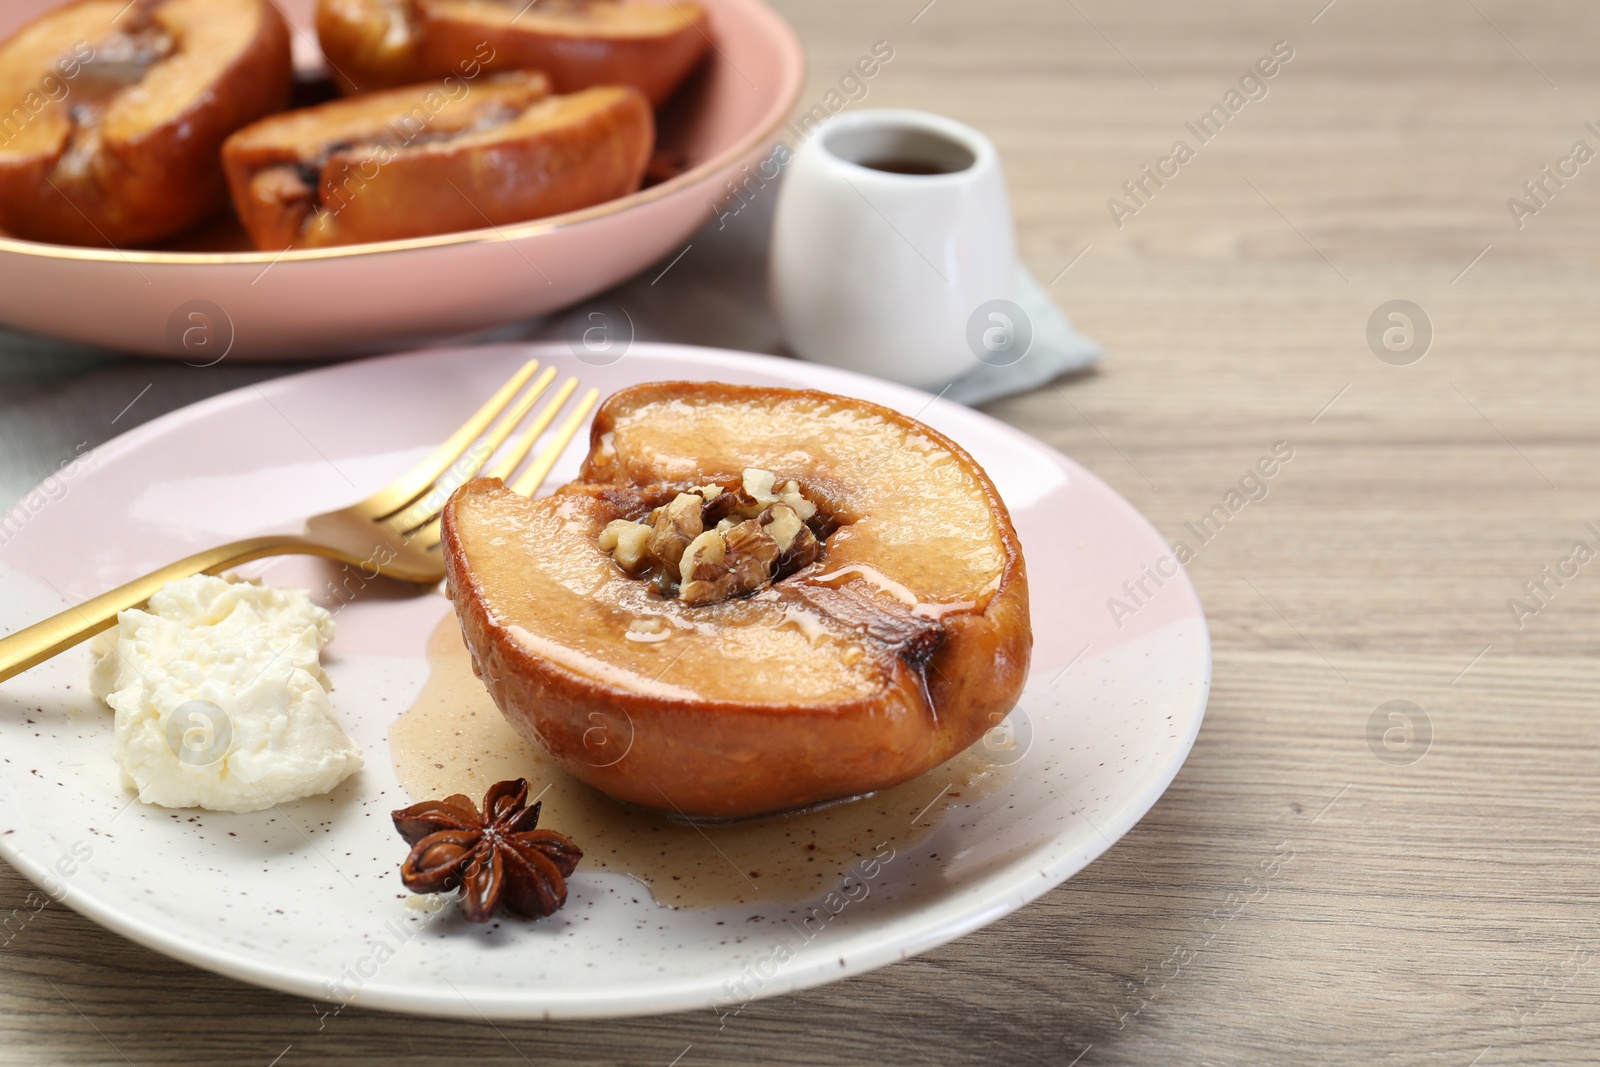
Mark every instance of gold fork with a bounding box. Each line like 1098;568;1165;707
0;360;598;685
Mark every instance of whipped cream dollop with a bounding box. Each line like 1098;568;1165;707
90;574;363;813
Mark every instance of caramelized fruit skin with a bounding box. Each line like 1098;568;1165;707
442;384;1031;818
0;0;292;247
317;0;712;106
221;76;652;249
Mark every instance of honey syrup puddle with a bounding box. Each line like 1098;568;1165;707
391;615;1012;910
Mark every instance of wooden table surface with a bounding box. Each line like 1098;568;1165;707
4;0;1600;1063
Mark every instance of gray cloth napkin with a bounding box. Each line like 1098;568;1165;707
942;264;1102;406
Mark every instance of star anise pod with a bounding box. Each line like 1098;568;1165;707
392;778;582;923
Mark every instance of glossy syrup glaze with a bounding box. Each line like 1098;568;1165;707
390;613;1013;909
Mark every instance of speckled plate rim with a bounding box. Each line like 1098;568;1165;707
0;343;1211;1018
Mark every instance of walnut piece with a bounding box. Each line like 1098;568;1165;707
678;529;726;583
646;492;704;571
743;469;819;522
762;502;804;551
764;503;824;576
597;519;651;573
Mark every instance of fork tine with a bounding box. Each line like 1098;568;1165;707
356;359;542;520
410;385;599;551
385;367;557;534
510;387;599;497
483;377;579;482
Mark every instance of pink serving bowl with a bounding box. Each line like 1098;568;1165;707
0;0;804;360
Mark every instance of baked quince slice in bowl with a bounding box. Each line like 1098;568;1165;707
317;0;711;105
0;0;291;247
442;383;1032;818
221;71;653;250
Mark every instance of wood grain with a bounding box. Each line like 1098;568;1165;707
3;0;1600;1063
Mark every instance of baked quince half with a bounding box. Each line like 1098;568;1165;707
222;71;652;249
0;0;291;247
317;0;711;106
442;383;1032;818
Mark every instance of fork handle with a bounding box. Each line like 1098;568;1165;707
0;534;351;686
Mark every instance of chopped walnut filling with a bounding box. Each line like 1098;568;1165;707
597;468;825;604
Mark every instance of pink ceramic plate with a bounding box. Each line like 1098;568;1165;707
0;0;803;360
0;344;1209;1018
